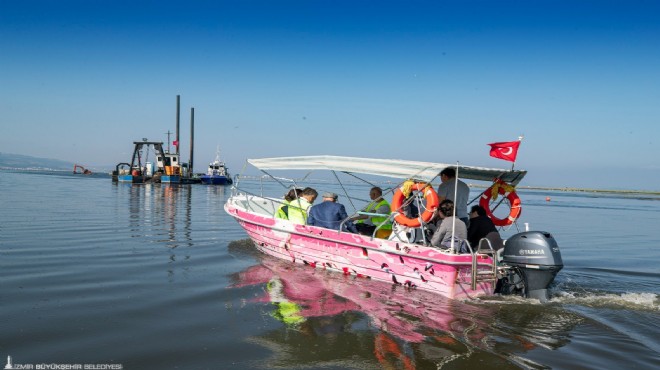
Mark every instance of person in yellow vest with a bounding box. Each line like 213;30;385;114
353;187;392;237
274;188;303;220
287;187;318;224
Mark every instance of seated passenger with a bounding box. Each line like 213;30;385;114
352;187;392;237
467;205;504;251
274;188;303;220
287;187;318;224
430;200;468;252
307;192;358;233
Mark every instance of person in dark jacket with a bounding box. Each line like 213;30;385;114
467;205;503;251
307;192;358;233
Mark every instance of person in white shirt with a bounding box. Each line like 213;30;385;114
436;167;470;227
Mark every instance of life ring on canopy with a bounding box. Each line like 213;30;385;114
391;181;439;228
479;179;522;226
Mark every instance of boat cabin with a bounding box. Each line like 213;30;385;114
157;152;181;176
208;161;228;176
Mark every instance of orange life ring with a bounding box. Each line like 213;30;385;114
391;182;439;227
479;179;522;226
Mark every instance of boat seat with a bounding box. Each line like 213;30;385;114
375;229;392;239
477;232;504;254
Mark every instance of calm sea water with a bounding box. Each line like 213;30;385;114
1;171;658;369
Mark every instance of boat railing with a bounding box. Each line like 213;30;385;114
229;187;282;216
470;238;498;290
373;212;400;240
231;175;241;194
341;210;400;241
340;211;370;235
241;193;257;214
340;211;395;239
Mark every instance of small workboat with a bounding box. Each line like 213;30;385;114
200;148;232;185
225;155;563;302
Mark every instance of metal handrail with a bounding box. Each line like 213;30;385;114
371;212;396;239
470;238;497;290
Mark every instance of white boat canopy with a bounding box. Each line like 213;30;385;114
248;155;526;185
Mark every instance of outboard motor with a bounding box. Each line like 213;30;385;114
497;231;563;302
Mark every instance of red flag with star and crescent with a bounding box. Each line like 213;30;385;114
488;141;520;162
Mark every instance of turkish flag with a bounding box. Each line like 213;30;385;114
488;141;520;162
173;140;179;147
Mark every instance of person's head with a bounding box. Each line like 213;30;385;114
301;187;318;203
439;167;456;183
470;205;487;218
284;188;303;202
369;187;383;200
322;192;338;202
439;199;455;217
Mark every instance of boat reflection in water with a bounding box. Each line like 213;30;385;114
228;240;581;369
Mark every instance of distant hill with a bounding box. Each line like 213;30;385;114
0;152;75;170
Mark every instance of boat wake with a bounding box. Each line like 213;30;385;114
476;286;658;311
553;291;659;311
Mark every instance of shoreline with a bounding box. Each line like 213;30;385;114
494;185;660;196
469;182;660;195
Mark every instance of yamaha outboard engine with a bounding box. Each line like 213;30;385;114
497;231;563;302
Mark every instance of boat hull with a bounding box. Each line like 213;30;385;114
161;175;181;184
118;174;143;183
225;196;496;300
200;175;231;185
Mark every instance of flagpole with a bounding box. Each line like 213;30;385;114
511;135;524;171
450;162;458;254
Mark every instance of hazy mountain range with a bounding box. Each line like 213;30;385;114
0;152;77;170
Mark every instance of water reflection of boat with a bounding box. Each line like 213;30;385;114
228;249;581;369
231;253;489;342
225;156;564;302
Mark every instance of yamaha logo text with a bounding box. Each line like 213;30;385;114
519;249;545;255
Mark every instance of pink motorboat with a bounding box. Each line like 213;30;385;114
224;156;563;302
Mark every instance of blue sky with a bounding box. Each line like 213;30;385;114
1;1;659;190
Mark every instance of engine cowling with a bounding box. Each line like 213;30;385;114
498;231;563;302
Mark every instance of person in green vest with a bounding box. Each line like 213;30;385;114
287;187;318;224
353;186;392;237
274;187;303;220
